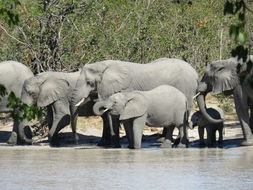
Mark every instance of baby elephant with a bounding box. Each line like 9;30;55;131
93;85;189;149
190;107;225;147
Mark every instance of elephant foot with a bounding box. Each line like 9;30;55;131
73;134;79;145
110;136;121;148
175;143;188;148
97;138;111;147
160;139;172;148
241;139;253;146
7;132;17;145
156;137;165;143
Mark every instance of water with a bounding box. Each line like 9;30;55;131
0;146;253;190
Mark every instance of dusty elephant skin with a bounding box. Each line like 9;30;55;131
93;85;189;149
71;58;198;148
21;71;106;145
0;61;34;145
191;107;224;147
196;55;253;146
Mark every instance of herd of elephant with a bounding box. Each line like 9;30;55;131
1;56;253;149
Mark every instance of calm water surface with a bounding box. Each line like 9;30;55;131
0;145;253;190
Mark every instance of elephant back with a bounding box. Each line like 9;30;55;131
0;61;33;98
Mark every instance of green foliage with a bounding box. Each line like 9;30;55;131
0;0;242;74
0;0;21;26
0;84;8;99
215;94;234;113
0;84;44;122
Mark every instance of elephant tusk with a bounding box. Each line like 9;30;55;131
193;92;200;99
75;98;85;107
103;108;109;113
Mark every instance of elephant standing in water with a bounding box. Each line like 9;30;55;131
21;71;103;145
93;85;189;149
196;56;253;146
71;58;198;147
190;107;224;147
0;61;34;145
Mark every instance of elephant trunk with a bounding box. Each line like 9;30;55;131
196;93;223;124
93;101;109;116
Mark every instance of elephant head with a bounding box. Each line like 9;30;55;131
93;92;147;120
196;57;241;123
71;60;130;106
21;75;70;107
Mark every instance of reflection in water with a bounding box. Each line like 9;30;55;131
0;146;253;190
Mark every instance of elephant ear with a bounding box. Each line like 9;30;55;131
120;93;147;120
37;79;70;107
98;62;130;99
203;58;240;95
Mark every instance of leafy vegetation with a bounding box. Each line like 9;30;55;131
0;0;253;119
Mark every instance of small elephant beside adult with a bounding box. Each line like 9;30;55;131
190;107;224;147
93;85;189;149
21;71;104;145
196;55;253;146
71;58;199;147
0;60;34;145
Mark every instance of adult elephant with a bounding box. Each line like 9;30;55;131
71;58;198;147
21;71;101;145
0;60;34;145
196;56;253;146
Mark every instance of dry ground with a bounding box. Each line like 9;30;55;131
0;96;244;148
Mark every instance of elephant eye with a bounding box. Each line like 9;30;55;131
87;80;95;87
218;67;224;71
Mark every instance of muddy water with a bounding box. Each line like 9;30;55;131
0;146;253;190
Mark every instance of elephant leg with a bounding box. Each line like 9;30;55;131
70;108;79;144
249;107;253;133
132;116;146;149
206;127;213;147
177;125;188;148
97;114;111;147
48;101;70;145
198;126;205;146
110;115;121;148
122;120;134;149
211;129;216;145
7;109;32;145
218;125;224;145
234;87;253;145
160;126;174;148
46;106;53;129
156;128;167;143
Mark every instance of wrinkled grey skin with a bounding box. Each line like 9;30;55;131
196;56;253;146
0;61;34;145
21;71;98;144
93;85;189;149
191;107;224;147
72;58;198;147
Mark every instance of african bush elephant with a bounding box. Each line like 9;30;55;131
71;58;198;147
93;85;189;149
21;71;100;144
190;107;224;147
196;56;253;146
0;60;34;145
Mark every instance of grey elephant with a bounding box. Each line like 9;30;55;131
93;85;189;149
196;56;253;146
21;71;102;144
190;107;225;147
71;58;198;147
0;60;34;145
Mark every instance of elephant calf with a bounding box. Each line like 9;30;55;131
190;107;225;147
93;85;189;149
